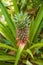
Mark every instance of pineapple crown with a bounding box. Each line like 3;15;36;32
14;12;30;29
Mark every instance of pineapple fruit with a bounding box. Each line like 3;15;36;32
14;12;30;46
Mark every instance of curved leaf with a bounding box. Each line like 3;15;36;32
26;49;34;59
29;43;43;49
0;43;16;51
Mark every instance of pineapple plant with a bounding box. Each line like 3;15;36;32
0;0;43;65
14;12;30;65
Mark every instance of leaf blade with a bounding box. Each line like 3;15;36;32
0;1;16;39
30;5;43;43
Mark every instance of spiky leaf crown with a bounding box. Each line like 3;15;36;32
14;12;30;29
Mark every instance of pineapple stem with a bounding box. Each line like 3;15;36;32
14;43;26;65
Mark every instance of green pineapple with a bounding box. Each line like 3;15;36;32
14;12;30;43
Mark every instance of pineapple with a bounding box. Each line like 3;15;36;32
14;12;30;46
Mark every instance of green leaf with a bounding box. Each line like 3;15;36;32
0;61;13;65
26;49;34;59
14;47;23;65
41;39;43;42
12;0;19;14
0;23;12;43
41;53;43;58
33;20;43;43
0;1;16;39
0;55;15;61
35;60;43;65
0;43;16;51
30;4;43;43
0;50;6;55
29;43;43;49
14;44;25;65
0;22;16;44
26;60;33;65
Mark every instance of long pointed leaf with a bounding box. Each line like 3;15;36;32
0;43;16;51
0;22;16;44
14;47;22;65
0;1;16;39
0;55;15;61
30;5;43;43
33;20;43;43
29;43;43;49
12;0;19;14
26;49;34;59
14;44;25;65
